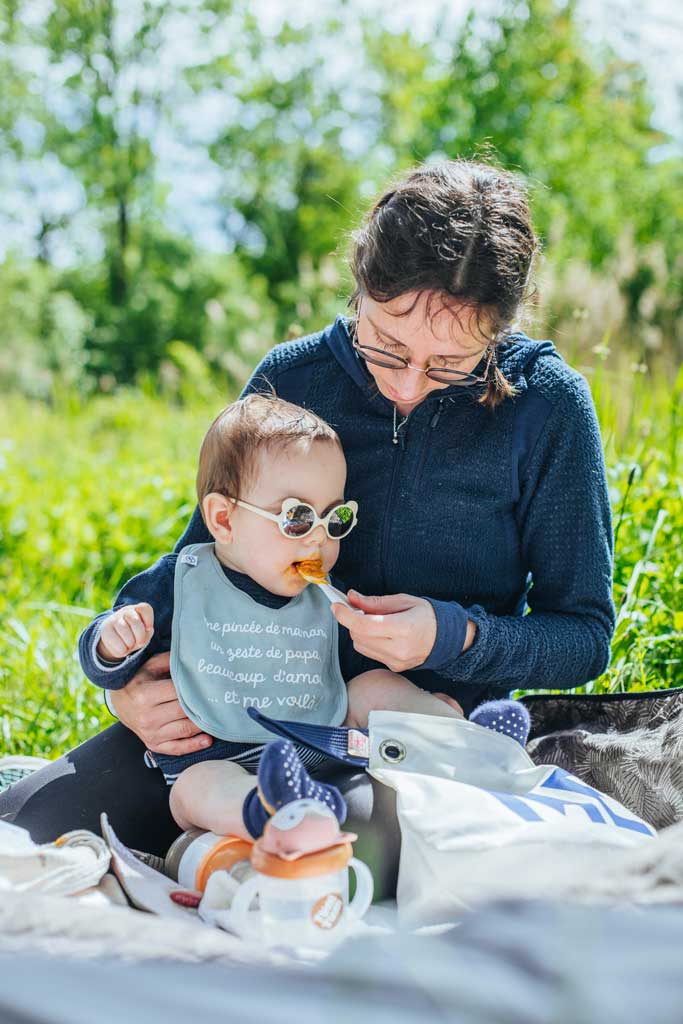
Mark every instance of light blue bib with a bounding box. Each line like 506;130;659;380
170;543;348;743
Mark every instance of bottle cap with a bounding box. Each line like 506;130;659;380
250;839;353;879
196;835;254;891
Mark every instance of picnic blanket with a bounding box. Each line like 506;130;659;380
523;687;683;829
2;901;683;1024
2;686;683;966
1;817;683;966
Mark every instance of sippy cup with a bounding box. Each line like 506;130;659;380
230;801;373;950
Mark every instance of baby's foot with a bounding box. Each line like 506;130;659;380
469;699;531;747
242;739;347;839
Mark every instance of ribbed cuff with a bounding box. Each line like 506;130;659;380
421;598;470;671
103;688;118;720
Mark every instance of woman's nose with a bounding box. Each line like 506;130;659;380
394;369;427;400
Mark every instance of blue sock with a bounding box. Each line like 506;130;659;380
242;739;347;840
469;700;530;747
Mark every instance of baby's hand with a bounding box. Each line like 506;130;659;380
97;603;155;662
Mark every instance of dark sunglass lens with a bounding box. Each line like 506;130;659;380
282;504;315;537
328;505;356;538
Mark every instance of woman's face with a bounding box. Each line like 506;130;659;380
355;291;491;415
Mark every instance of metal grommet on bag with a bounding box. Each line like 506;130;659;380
379;739;406;764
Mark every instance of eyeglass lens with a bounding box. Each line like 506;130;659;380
327;505;355;538
283;504;316;537
357;344;480;384
282;503;355;539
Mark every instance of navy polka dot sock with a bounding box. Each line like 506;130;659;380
469;699;531;747
242;739;347;840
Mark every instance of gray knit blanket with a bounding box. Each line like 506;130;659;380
524;687;683;829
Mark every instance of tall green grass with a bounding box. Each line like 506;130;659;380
0;364;681;757
586;360;682;693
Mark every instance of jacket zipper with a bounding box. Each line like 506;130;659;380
381;408;409;588
381;395;448;588
392;405;409;444
429;398;445;430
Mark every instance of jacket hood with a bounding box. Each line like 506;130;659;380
323;316;560;400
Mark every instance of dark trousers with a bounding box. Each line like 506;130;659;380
0;724;400;899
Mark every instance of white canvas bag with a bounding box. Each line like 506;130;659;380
367;711;656;927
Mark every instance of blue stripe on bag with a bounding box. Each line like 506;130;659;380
246;707;370;766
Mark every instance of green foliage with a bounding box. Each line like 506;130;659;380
0;0;682;758
0;386;232;754
588;364;683;693
2;0;682;391
0;364;681;758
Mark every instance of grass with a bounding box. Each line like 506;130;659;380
0;360;681;758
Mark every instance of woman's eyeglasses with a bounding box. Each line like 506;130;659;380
352;302;492;386
353;337;491;386
231;497;359;540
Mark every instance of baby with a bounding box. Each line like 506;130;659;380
80;395;528;843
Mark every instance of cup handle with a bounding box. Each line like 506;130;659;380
348;857;373;920
229;873;261;939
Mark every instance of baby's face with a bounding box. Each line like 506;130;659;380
222;440;348;596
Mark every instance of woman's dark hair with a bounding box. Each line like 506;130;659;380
350;160;539;408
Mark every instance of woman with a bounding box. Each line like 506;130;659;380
0;161;614;884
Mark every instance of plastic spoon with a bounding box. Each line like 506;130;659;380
295;563;364;614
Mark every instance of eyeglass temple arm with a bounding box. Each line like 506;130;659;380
232;499;281;524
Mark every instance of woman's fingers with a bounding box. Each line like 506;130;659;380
155;708;206;741
151;734;214;757
146;699;190;733
332;605;394;636
348;591;415;614
135;678;178;704
107;649;212;754
141;696;213;754
335;596;438;671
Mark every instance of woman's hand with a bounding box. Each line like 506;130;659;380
333;591;478;672
332;592;438;672
108;651;213;756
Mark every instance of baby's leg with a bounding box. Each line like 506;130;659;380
344;669;464;730
169;760;255;839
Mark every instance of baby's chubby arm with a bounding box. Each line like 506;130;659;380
97;602;155;662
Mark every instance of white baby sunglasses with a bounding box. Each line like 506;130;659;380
231;497;359;540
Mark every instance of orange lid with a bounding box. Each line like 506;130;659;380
196;836;253;891
250;840;353;879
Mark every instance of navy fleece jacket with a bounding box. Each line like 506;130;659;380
87;317;616;717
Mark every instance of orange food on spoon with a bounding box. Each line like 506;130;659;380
294;558;328;584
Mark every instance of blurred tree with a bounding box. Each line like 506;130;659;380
364;0;664;265
0;0;280;386
1;0;682;389
189;8;364;335
363;0;681;359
